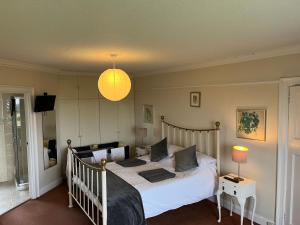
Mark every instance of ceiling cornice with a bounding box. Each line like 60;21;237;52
1;44;300;77
137;44;300;77
0;58;97;76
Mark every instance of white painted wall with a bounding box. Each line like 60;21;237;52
0;66;135;197
0;95;8;182
57;75;135;174
0;66;59;195
134;53;300;224
1;53;300;222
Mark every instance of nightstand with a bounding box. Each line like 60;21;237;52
217;173;256;225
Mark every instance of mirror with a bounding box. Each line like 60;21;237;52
42;111;57;169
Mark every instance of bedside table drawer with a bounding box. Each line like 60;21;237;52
220;181;239;197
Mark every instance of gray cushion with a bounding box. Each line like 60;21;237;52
150;138;168;162
174;145;199;172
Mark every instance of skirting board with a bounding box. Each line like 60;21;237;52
208;196;274;225
39;177;63;197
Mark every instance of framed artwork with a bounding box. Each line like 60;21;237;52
236;108;266;141
190;92;201;107
143;104;153;124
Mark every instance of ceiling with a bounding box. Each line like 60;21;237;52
1;0;300;76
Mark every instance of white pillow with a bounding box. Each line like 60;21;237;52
111;147;125;161
167;144;184;157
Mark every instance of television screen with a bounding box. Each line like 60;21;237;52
34;95;56;112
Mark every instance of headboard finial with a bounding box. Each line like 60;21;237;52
67;139;72;148
215;121;220;130
100;159;107;171
161;115;165;121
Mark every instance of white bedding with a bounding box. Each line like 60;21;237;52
72;152;217;219
106;152;217;218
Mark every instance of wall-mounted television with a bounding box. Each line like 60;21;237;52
34;94;56;112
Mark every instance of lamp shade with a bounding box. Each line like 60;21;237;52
232;146;248;163
98;68;131;101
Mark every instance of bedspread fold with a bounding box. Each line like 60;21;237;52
89;167;146;225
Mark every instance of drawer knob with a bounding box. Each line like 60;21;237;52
234;190;237;195
222;186;225;191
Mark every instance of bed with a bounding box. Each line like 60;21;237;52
66;116;221;225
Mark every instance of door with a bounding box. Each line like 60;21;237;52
286;85;300;225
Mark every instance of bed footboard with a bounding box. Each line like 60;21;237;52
67;139;107;225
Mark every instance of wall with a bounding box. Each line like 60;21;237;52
134;53;300;224
0;94;15;182
0;65;135;197
57;75;135;173
0;66;59;195
0;95;7;181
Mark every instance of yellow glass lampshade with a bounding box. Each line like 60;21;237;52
232;146;249;164
98;68;131;101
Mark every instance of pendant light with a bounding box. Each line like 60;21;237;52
98;54;131;101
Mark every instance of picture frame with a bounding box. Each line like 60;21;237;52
143;104;153;124
190;92;201;107
236;108;266;141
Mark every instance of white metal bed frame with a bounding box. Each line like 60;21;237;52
67;139;108;225
67;115;221;225
161;116;221;175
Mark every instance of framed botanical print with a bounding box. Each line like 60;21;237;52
236;108;266;141
143;104;153;124
190;92;201;107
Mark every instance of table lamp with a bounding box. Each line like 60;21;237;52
232;145;249;182
137;128;147;147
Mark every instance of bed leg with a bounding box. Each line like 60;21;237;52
67;143;73;208
101;159;107;225
68;192;73;208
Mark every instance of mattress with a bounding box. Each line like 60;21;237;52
72;152;217;219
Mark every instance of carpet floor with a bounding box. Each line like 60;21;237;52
0;184;256;225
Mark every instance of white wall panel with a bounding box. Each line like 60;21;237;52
290;86;300;139
99;99;118;143
58;76;78;99
57;99;80;148
57;75;135;157
118;98;135;147
78;76;99;99
79;99;100;146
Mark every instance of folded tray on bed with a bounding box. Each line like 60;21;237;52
138;168;176;183
116;158;147;167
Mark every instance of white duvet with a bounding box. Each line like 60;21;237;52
106;152;217;218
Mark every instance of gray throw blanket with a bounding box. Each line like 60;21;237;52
83;165;146;225
138;168;176;183
116;158;147;167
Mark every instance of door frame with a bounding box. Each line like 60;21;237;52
0;86;39;199
277;77;300;225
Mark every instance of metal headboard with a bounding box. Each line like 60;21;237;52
161;115;221;175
